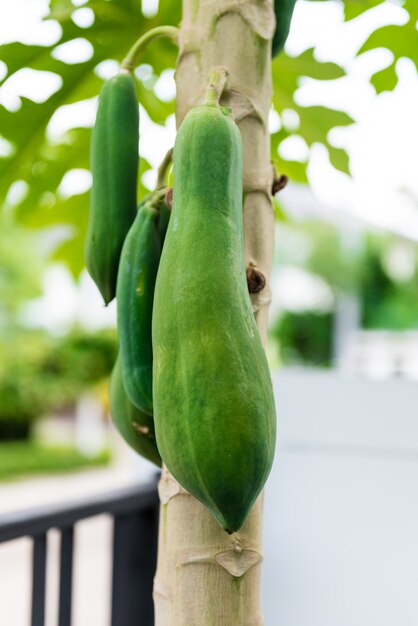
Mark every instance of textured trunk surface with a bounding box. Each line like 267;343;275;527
153;1;275;624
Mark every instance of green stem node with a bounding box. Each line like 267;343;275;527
204;66;229;106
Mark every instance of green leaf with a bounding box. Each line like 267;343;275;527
371;61;398;93
343;0;386;21
0;0;178;206
0;60;100;200
358;3;418;89
273;155;309;184
0;43;56;88
15;127;92;222
14;125;152;278
273;48;346;82
271;49;352;176
328;145;350;173
359;25;418;65
3;0;413;270
47;193;90;277
297;105;353;147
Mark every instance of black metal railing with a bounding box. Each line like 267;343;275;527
0;476;160;626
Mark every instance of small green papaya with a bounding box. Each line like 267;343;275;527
157;195;171;245
152;103;276;533
85;71;139;305
109;358;161;467
272;0;297;57
116;193;161;415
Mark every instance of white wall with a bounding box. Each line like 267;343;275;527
262;369;418;626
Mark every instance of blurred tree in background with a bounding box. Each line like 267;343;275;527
361;235;418;330
0;218;44;326
271;310;334;367
271;224;418;366
0;328;117;440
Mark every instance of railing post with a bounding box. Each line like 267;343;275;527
31;533;47;626
111;504;159;626
58;525;74;626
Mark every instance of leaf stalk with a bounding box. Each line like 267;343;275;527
121;26;179;73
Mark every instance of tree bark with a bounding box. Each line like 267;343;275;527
153;2;275;624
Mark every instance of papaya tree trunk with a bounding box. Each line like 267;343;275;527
153;1;275;624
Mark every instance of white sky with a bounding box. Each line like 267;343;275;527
1;0;417;327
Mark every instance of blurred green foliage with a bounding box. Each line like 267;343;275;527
360;236;418;329
271;311;333;367
271;223;418;366
0;441;111;481
0;218;44;324
0;328;117;440
305;224;363;293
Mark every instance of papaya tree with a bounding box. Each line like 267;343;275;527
1;0;416;623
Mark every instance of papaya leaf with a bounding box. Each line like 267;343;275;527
0;43;57;88
343;0;386;21
273;156;309;185
370;61;399;93
272;49;353;176
0;0;411;270
15;127;92;224
359;25;418;66
0;60;100;200
0;0;177;204
273;48;346;82
45;192;90;277
328;145;351;173
358;2;417;90
16;130;152;279
296;105;353;147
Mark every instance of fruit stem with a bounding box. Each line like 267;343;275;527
121;26;179;73
204;66;229;106
144;188;166;210
157;147;173;189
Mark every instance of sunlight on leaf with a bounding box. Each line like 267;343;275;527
52;38;95;64
71;8;95;29
57;168;92;199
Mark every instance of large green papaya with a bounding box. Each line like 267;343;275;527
116;193;161;415
85;71;139;305
152;103;276;533
272;0;297;57
109;358;161;467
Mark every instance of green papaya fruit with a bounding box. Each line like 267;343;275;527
138;190;170;242
157;197;171;245
152;103;276;533
272;0;297;57
116;194;161;415
85;71;139;305
109;358;161;467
